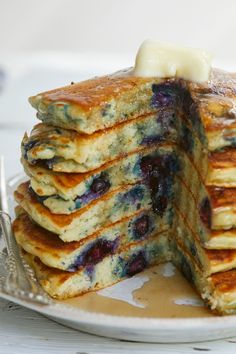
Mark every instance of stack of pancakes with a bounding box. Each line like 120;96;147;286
12;68;236;314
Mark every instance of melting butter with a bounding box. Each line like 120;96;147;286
134;40;213;83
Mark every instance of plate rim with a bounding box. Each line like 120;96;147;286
1;290;236;332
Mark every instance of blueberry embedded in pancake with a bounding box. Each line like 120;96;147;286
21;233;169;299
13;210;168;271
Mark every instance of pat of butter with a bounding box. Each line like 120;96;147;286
134;40;213;83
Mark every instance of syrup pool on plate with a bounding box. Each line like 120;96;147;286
61;263;213;318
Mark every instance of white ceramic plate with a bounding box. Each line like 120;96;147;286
1;290;236;344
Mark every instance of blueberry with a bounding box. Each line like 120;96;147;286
101;103;112;117
140;154;177;217
126;252;147;276
81;239;118;266
151;83;180;108
45;157;58;169
190;244;197;257
151;193;168;216
23;140;39;160
199;197;212;229
149;170;169;216
167;154;180;174
133;215;149;239
182;89;193;115
140;155;157;175
225;136;236;146
180;124;194;154
28;186;49;204
141;110;176;146
85;264;94;279
187;99;201;128
141;135;162;146
90;175;110;194
121;185;144;204
54;128;62;135
182;91;206;144
159;109;176;134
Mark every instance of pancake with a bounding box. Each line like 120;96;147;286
170;237;236;315
173;171;211;246
29;70;164;135
173;210;236;274
13;210;169;271
16;190;236;275
194;93;236;151
14;181;173;242
15;171;234;246
22;109;181;173
22;146;164;199
173;208;211;272
24;141;208;197
209;187;236;230
22;233;169;299
175;184;236;250
23;145;179;212
206;229;236;249
207;149;236;187
209;270;236;314
22;227;236;312
175;173;236;243
25;144;207;215
23;139;234;217
207;249;236;274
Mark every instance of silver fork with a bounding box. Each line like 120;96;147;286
0;156;51;304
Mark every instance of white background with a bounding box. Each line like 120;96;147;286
1;0;236;66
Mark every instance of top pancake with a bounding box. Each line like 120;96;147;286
29;67;236;137
29;69;162;134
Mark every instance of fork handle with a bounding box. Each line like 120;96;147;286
0;212;50;301
0;212;29;288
